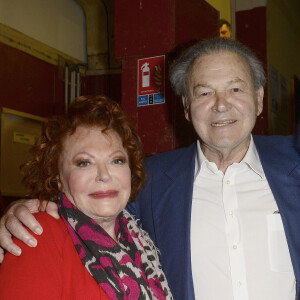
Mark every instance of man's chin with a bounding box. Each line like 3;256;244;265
203;136;250;153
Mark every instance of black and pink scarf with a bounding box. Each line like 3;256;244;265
58;194;173;300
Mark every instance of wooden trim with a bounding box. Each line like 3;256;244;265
0;23;83;66
1;108;47;123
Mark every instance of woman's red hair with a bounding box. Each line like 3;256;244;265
22;95;145;202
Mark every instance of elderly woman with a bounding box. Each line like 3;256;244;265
0;96;172;300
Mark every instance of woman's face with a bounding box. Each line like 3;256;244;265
58;126;131;230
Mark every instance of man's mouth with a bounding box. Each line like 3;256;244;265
211;120;236;127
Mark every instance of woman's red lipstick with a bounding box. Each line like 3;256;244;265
89;190;119;199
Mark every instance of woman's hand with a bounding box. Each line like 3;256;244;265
0;199;59;263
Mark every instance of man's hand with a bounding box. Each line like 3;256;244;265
0;199;59;263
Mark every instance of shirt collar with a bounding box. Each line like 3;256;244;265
194;135;265;180
194;141;201;179
241;135;265;179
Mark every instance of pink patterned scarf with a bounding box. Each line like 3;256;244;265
58;194;173;300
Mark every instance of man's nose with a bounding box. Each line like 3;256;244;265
212;91;231;113
95;165;111;183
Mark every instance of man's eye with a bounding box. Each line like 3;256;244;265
198;91;212;98
77;160;90;167
232;88;241;93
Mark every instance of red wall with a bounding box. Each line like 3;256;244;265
81;74;122;104
0;42;64;118
115;0;219;154
0;42;67;209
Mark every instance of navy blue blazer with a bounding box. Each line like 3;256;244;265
127;135;300;300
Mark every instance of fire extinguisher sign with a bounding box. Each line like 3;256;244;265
137;55;165;107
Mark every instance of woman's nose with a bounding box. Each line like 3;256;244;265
95;165;111;183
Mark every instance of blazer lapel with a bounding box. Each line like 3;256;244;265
151;143;197;300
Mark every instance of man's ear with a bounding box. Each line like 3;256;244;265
256;86;264;116
182;96;190;121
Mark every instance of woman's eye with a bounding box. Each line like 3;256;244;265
113;158;126;165
77;160;90;167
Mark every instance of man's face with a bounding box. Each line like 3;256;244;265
219;24;231;39
184;51;263;155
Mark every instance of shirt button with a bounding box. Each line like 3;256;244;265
226;180;230;184
229;211;233;217
233;245;237;250
237;281;242;287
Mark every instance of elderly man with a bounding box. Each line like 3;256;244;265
0;38;299;300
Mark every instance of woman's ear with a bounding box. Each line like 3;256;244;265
56;175;62;191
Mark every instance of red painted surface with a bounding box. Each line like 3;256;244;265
0;42;67;208
81;74;122;104
137;55;165;99
174;0;219;46
120;58;174;155
0;42;64;118
115;1;174;59
116;0;219;154
236;6;268;135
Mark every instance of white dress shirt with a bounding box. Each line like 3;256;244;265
190;136;295;300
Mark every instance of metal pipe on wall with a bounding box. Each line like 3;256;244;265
76;72;81;97
64;65;69;112
70;70;76;103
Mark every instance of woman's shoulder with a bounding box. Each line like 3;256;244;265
34;212;67;234
34;212;65;231
8;212;70;256
32;212;69;249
